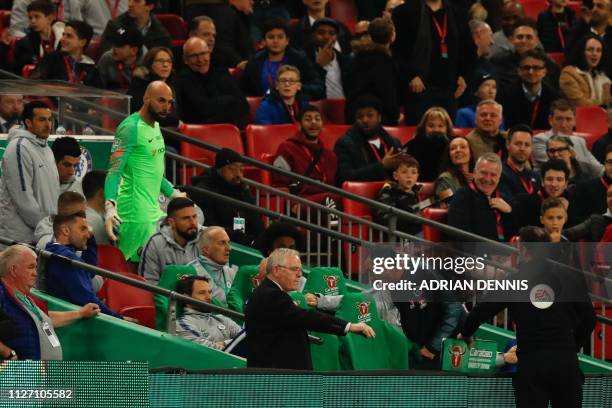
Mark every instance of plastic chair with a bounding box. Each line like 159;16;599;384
302;267;347;297
0;10;10;32
453;128;472;138
155;264;197;330
520;0;548;20
547;52;565;66
575;106;608;141
155;14;187;39
418;182;434;201
384;126;415;145
105;272;156;329
311;98;346;125
245;124;297;160
329;0;358;33
319;124;350;151
421;208;448;242
226;265;260;314
97;244;130;274
246;96;262;125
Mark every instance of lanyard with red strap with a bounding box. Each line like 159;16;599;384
506;159;534;194
469;182;505;241
299;144;326;183
63;56;85;83
601;176;611;190
530;98;540;128
554;12;568;49
117;62;134;89
105;0;121;19
431;12;448;58
368;137;389;162
284;100;300;123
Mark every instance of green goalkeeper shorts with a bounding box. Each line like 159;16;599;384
118;221;158;263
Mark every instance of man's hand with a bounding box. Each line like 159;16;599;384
123;316;139;323
0;30;13;46
420;346;435;360
349;322;376;338
454;76;467;99
235;60;248;71
104;200;122;242
316;40;335;66
409;76;425;94
171;190;187;200
381;147;406;169
230;0;254;14
305;293;318;307
489;197;512;213
79;303;100;318
503;345;518;364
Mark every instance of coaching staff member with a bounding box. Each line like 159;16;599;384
245;248;375;370
459;226;596;407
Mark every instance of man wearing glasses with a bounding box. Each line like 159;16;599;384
245;248;375;370
174;37;248;124
499;49;560;130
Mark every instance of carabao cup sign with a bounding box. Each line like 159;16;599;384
441;338;497;374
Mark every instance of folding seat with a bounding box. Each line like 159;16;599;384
547;52;564;66
246;96;262;125
155;265;197;331
97;244;130;274
421;208;448;242
245;124;297;160
319;124;350;151
520;0;548;20
384;126;415;145
155;14;187;39
453;128;472;138
329;0;358;33
575;106;607;139
105;272;156;329
311;98;346;125
226;265;260;313
302;267;347;298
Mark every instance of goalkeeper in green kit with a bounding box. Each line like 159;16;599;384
104;81;186;264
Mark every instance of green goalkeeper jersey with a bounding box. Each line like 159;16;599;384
104;113;174;223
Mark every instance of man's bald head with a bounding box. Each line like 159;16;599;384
183;37;211;75
142;81;173;122
501;1;525;36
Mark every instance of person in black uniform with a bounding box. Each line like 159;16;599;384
459;226;596;408
244;248;375;370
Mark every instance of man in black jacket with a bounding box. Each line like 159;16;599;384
245;248;375;370
333;96;403;186
289;0;352;54
459;226;596;408
175;37;248;124
187;148;263;247
573;145;612;220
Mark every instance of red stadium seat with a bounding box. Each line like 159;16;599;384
171;39;185;48
567;1;582;18
329;0;358;34
453;128;472;138
342;181;385;220
547;52;564;66
84;38;101;62
105;272;156;329
0;10;10;32
155;14;187;40
572;131;598;151
319;124;350;150
228;67;242;79
418;182;434;201
21;64;35;79
575;106;607;141
245;124;297;159
520;0;548;20
246;96;262;124
384;126;415;145
421;208;448;242
97;244;130;274
311;98;346;125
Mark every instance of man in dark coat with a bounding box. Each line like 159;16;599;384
289;0;352;54
334;96;403;186
187;148;263;247
245;248;375;370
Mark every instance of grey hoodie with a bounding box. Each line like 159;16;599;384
0;128;59;243
139;224;203;285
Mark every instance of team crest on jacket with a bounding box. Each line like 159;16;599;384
356;301;371;323
530;284;554;309
448;344;467;368
76;146;92;180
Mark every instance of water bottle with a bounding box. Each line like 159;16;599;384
56;124;67;136
82;124;95;136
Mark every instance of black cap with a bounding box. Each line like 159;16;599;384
473;72;496;90
312;17;339;32
110;25;143;48
215;148;243;168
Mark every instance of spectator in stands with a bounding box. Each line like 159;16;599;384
448;152;515;241
565;183;612;241
290;0;352;54
499;124;540;208
51;136;83;194
82;170;109;245
174;37;248;124
347;16;400;125
33;191;85;252
245;247;375;370
255;64;309;125
574;145;612;219
456;73;500;129
45;212;123;319
303;18;352;100
14;0;62;74
350;21;371;49
256;221;304;257
498;49;561;130
532;99;604;169
466;99;508;161
139;197;202;285
383;0;404;19
490;0;524;58
186;226;236;306
391;0;468;124
272;105;339;206
592;104;612;163
0;100;59;244
466;20;495;81
560;34;611;107
188;149;263;247
176;275;241;350
99;0;171;54
7;0;64;38
434;136;475;198
491;19;560;91
127;46;179;127
565;0;612;79
0;95;24;133
38;20;95;84
374;155;423;236
76;0;128;38
334;95;403;186
545;135;602;184
242;18;324;99
88;25;144;91
538;197;577;265
404;107;453;182
516;158;579;228
0;244;100;360
537;0;576;53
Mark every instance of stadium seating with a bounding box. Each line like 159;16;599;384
319;125;350;150
572;131;599;151
155;265;196;330
21;64;35;79
105;272;156;329
342;181;385;221
384;126;415;145
226;265;259;313
245;124;297;159
520;0;548;20
575;106;608;144
453;128;472;138
155;14;187;40
302;267;348;298
329;0;358;34
246;96;262;125
0;10;10;33
422;208;448;242
567;1;582;18
311;98;346;125
84;38;102;62
97;244;130;274
547;52;565;66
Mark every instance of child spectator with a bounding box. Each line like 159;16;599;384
255;65;309;125
374;154;423;236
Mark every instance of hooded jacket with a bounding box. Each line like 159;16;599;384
14;21;64;74
255;89;309;125
0;128;59;243
139;223;203;285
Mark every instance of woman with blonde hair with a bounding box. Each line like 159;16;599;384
403;106;453;181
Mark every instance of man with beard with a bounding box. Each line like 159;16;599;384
104;81;187;266
139;197;203;285
334;95;403;186
188;149;264;247
0;95;23;133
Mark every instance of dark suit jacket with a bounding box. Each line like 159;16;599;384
498;81;560;130
244;278;348;370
